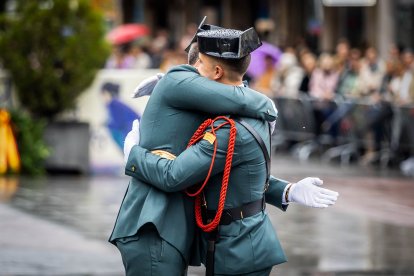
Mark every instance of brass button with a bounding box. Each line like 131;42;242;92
131;165;136;172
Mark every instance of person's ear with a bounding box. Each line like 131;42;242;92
194;59;200;67
213;65;224;80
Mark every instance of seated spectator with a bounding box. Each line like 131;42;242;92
357;59;394;166
272;52;304;98
379;57;403;100
359;90;393;165
387;49;414;164
395;49;414;105
387;43;404;65
335;48;393;165
298;52;317;94
336;49;367;99
360;46;386;93
333;38;350;74
251;54;278;97
309;53;340;141
322;49;365;147
310;53;339;100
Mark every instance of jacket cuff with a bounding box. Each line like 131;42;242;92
265;176;289;211
125;145;147;177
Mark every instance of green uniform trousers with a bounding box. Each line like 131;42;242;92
115;224;186;276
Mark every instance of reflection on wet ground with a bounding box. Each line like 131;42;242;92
6;175;126;241
1;154;413;275
271;206;414;275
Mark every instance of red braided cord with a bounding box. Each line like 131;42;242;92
185;137;218;197
185;116;237;232
185;118;215;196
187;119;212;146
185;120;231;196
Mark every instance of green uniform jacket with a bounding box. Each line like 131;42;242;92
109;65;277;264
126;117;289;274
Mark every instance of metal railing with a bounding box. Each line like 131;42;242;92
271;94;414;166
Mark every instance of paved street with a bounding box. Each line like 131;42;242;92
0;154;413;276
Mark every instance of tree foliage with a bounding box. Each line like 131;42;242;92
0;0;110;120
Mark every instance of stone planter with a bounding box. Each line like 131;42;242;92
43;121;90;174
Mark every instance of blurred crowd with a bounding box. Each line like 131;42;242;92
250;39;414;107
104;24;198;71
251;39;414;171
105;26;414;172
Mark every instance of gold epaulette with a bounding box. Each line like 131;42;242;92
203;132;216;144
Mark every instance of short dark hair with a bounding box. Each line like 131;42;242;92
101;82;120;97
187;43;199;65
210;54;251;81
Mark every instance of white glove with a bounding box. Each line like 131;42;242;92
288;177;339;208
131;73;164;98
123;119;140;163
267;97;277;134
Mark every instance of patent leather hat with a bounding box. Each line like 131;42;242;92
184;16;223;52
197;27;262;59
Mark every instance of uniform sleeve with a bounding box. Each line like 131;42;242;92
264;175;289;211
125;126;238;192
162;66;277;121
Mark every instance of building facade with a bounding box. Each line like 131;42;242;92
117;0;414;58
1;0;413;58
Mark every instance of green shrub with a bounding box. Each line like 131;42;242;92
9;109;50;175
0;0;110;120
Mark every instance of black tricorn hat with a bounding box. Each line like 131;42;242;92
197;27;262;59
184;16;223;53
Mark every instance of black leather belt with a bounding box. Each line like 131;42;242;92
206;198;265;225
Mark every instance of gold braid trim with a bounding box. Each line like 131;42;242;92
151;150;177;160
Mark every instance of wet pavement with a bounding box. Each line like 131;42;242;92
0;154;414;276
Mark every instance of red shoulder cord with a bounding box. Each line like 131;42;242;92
185;116;237;233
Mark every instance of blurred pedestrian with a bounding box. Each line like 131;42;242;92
179;22;198;51
150;29;170;68
159;49;187;72
105;45;135;69
128;43;151;69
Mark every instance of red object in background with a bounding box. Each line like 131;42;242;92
106;24;150;45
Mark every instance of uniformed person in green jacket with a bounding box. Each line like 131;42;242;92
123;28;339;275
108;23;279;275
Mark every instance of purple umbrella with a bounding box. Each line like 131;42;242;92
247;41;282;80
